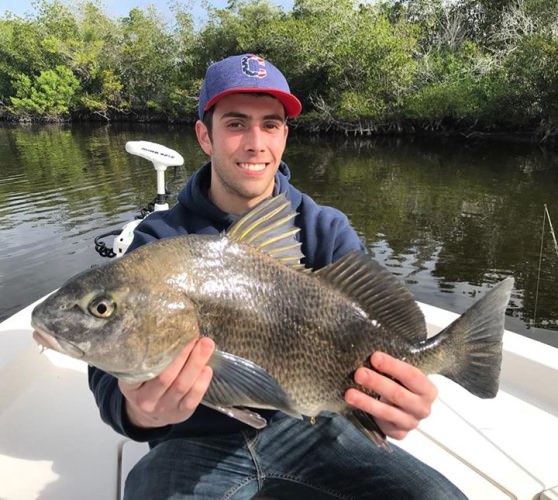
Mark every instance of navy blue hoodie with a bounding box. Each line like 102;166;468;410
88;161;365;446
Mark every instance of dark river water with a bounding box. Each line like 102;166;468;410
1;122;557;347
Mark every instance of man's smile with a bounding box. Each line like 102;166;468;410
237;162;268;172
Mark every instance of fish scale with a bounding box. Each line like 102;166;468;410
186;239;371;413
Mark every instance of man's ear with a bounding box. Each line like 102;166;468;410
195;120;212;156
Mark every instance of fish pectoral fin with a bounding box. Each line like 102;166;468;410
201;401;268;429
206;350;301;419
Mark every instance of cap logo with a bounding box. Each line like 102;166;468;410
241;54;267;79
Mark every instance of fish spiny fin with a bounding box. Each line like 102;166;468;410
226;193;306;269
315;252;427;343
204;350;302;421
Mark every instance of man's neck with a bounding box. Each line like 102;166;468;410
208;184;273;216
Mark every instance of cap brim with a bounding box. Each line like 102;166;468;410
204;88;302;118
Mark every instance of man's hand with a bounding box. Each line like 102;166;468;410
119;337;215;429
344;352;437;440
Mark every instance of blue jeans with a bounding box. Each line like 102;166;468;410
124;412;466;499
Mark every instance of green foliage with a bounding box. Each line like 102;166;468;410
9;65;80;119
405;41;489;123
0;17;47;97
502;35;558;125
80;69;127;117
0;0;556;140
118;7;176;109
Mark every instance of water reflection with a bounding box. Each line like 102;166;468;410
287;135;558;346
0;124;556;347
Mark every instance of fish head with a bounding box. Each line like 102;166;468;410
31;256;200;382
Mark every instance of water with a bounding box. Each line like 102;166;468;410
1;123;557;347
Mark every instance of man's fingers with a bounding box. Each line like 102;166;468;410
345;352;439;440
371;352;438;401
162;337;215;403
120;337;200;406
120;337;215;427
345;387;419;440
122;381;144;391
178;365;213;414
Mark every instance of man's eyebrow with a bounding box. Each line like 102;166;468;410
219;111;286;121
263;113;287;122
220;111;248;120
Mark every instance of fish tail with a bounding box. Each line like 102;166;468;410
431;277;514;398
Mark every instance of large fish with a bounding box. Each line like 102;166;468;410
31;194;514;445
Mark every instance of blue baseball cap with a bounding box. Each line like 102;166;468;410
198;54;302;120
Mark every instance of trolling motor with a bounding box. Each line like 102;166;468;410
94;141;184;258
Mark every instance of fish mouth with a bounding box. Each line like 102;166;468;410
32;329;86;358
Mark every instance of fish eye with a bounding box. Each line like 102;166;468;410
88;296;116;318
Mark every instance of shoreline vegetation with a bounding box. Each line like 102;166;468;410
1;0;557;148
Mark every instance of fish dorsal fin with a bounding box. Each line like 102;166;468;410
226;193;305;269
315;252;427;343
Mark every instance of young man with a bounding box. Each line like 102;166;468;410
89;54;466;499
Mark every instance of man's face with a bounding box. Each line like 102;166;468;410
196;93;289;214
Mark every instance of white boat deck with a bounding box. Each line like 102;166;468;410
1;299;557;500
